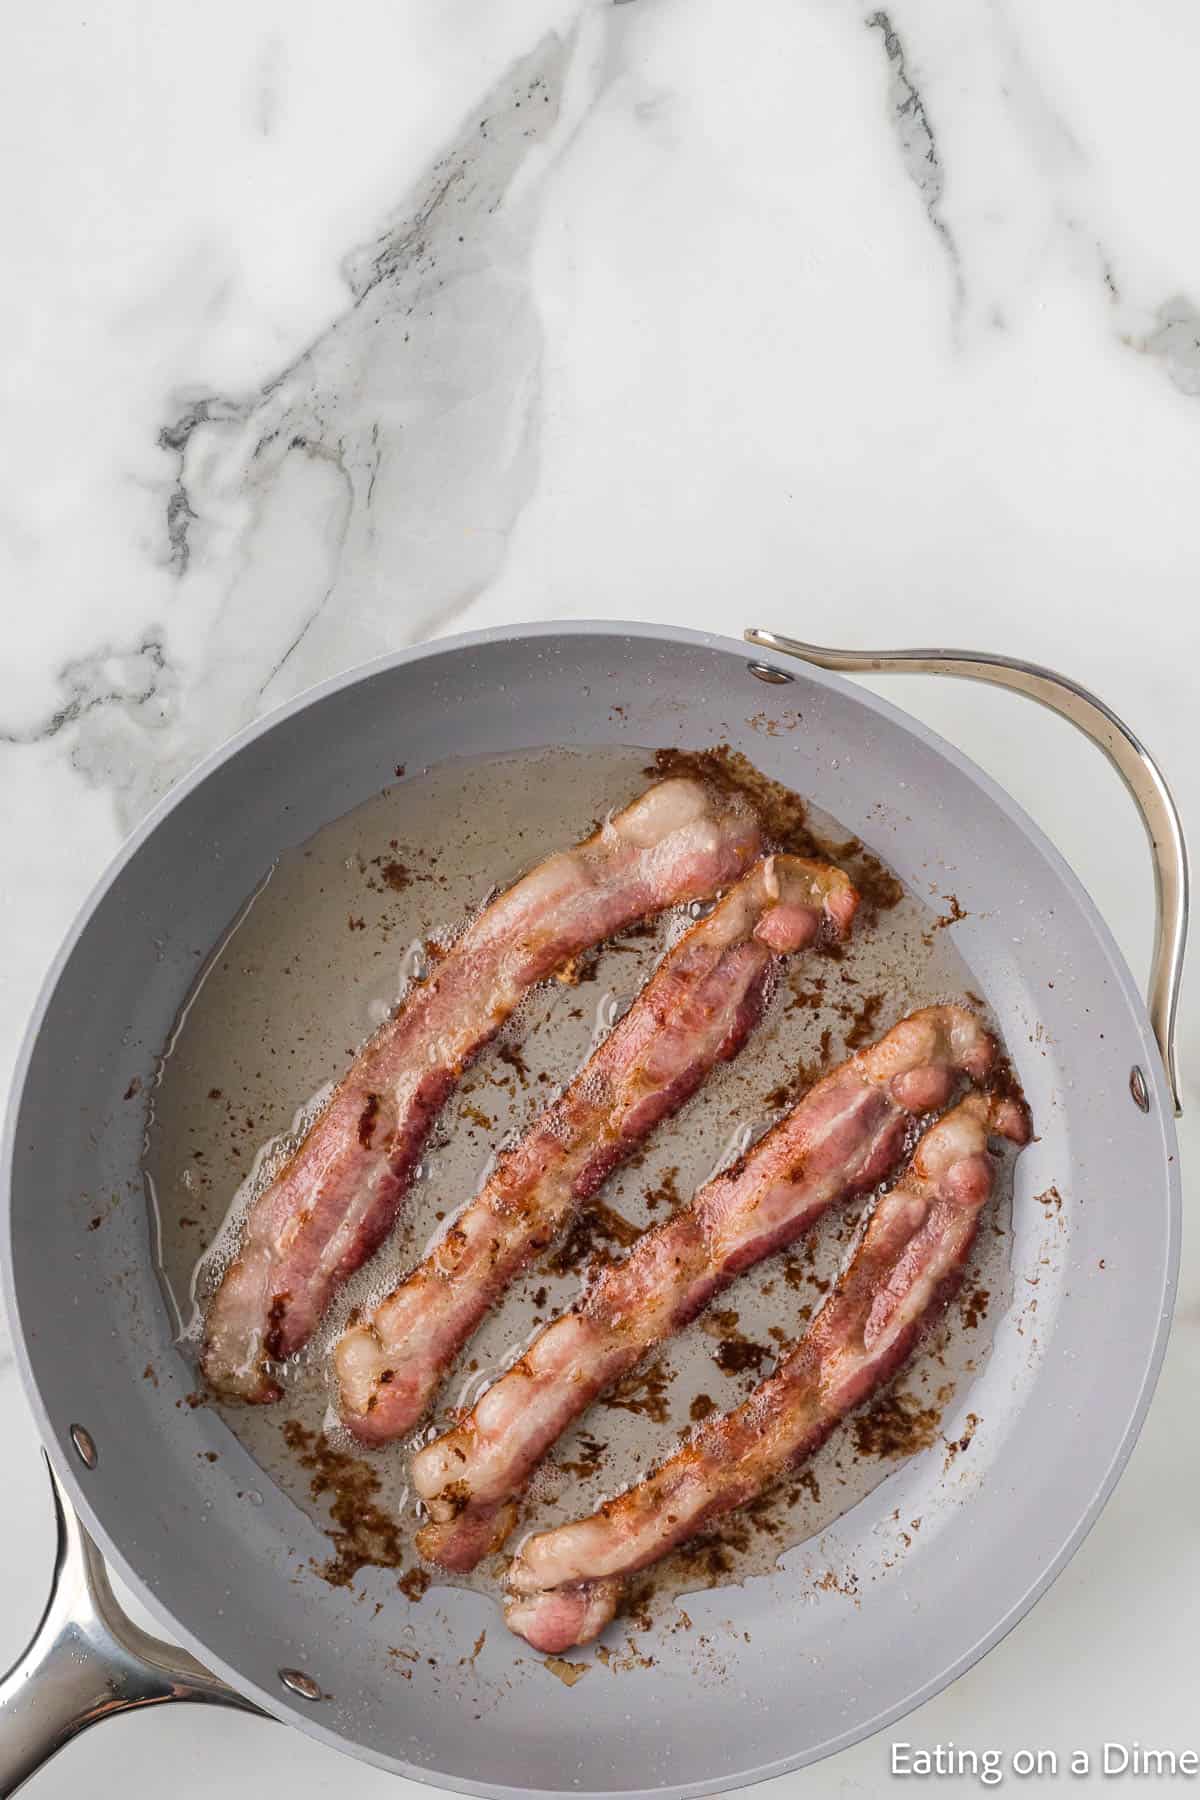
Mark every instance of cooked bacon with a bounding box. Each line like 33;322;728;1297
413;1004;992;1569
201;777;762;1401
336;855;858;1444
504;1090;1029;1651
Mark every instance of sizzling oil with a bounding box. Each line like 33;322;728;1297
145;746;1015;1618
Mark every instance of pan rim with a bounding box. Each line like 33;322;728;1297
1;618;1182;1797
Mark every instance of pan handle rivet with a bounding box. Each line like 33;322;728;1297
747;660;794;685
69;1424;98;1469
279;1667;323;1701
1129;1065;1150;1113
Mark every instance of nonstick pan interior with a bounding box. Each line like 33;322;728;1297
3;624;1179;1796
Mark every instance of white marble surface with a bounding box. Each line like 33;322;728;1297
2;1;1198;1794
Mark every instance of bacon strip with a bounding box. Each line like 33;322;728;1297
413;1005;993;1569
335;855;858;1443
504;1089;1030;1652
202;778;762;1401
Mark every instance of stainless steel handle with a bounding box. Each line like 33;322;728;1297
745;628;1189;1116
0;1456;259;1797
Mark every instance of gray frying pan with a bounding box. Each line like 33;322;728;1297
0;622;1186;1798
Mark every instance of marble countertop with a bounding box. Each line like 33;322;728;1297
2;2;1197;1794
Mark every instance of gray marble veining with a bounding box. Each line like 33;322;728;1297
867;10;964;316
10;24;608;836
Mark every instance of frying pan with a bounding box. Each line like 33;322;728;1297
0;621;1186;1798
